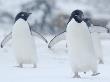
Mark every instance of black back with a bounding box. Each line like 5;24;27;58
67;10;84;24
84;18;92;27
15;12;31;23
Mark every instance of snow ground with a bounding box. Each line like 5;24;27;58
0;0;110;81
0;35;110;82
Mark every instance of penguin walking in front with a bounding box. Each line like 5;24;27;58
1;12;48;68
66;10;99;78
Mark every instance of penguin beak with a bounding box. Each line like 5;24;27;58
67;16;72;25
28;13;32;15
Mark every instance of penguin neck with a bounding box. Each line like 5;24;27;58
16;18;26;23
13;18;29;32
67;19;88;33
67;19;85;28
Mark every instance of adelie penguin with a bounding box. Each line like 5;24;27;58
49;10;100;78
1;12;48;68
89;24;104;64
67;10;101;78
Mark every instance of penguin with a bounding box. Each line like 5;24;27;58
49;10;100;77
84;19;104;64
89;25;104;64
1;12;47;68
66;10;100;78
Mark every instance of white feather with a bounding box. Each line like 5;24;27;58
66;19;97;73
91;32;103;64
12;19;37;64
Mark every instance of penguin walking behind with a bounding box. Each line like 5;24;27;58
1;12;48;68
89;25;104;64
66;10;99;78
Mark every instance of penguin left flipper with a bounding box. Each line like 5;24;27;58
48;31;66;48
31;30;48;43
1;32;12;48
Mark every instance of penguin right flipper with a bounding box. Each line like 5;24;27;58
48;31;66;48
31;30;48;43
1;32;12;48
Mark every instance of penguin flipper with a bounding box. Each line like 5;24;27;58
1;32;12;48
31;30;48;43
48;31;66;48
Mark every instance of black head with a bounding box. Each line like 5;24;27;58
67;10;84;24
84;18;92;27
15;12;32;22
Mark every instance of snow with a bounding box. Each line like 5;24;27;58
0;0;110;82
0;35;110;82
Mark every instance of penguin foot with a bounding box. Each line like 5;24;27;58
48;45;51;48
84;72;86;74
73;72;81;78
92;73;100;76
99;59;104;64
73;75;81;78
1;44;3;48
19;64;23;68
33;64;37;68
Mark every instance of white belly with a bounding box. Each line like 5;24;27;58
66;20;97;72
12;19;37;64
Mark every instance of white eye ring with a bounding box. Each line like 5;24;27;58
21;14;24;16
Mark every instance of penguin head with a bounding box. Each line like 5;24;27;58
15;12;32;22
67;10;84;24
